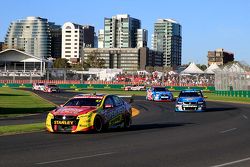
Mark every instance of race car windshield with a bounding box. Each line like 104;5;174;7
179;92;202;97
64;98;102;107
154;87;167;92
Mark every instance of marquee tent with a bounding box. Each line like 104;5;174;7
204;63;221;74
180;62;204;74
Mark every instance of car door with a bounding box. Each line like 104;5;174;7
102;96;116;124
111;95;125;125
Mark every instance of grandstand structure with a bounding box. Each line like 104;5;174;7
0;49;51;80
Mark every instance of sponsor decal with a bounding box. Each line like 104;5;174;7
109;114;123;126
104;84;110;89
54;120;74;125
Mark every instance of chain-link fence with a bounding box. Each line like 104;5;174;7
215;62;250;90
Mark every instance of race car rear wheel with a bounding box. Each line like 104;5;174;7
93;116;103;132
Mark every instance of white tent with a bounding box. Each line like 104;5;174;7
204;63;221;74
180;62;204;74
223;63;245;73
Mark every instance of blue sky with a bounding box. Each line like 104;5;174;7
1;0;250;65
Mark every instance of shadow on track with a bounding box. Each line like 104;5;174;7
205;107;238;112
128;122;192;131
98;122;193;134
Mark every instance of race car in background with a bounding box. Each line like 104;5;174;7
43;84;60;93
32;82;45;91
175;89;207;112
46;93;132;133
146;86;174;101
124;85;146;91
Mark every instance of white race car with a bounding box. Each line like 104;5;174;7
32;82;45;91
124;85;146;91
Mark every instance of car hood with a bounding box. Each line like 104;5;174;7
154;91;172;95
52;106;97;116
178;97;204;102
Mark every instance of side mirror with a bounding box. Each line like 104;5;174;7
105;104;113;108
204;96;208;98
59;104;64;107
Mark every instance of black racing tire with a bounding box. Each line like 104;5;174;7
123;114;132;129
93;116;103;133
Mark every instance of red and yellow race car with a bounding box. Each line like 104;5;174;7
46;93;132;133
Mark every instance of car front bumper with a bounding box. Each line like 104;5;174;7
175;104;206;112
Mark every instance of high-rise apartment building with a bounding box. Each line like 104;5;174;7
0;42;4;51
152;19;182;67
104;14;141;48
4;16;52;59
62;22;94;62
137;29;148;48
82;25;95;48
98;29;104;48
207;48;234;66
50;24;62;59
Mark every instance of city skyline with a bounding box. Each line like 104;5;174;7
1;0;250;65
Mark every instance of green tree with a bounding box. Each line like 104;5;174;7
53;58;70;68
83;53;106;70
145;66;154;72
197;64;207;71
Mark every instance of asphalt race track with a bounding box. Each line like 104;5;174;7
1;90;250;167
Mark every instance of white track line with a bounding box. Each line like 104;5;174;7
242;114;248;119
35;152;115;165
220;128;237;134
210;157;250;167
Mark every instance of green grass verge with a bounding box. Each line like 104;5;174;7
0;123;45;135
203;93;250;103
0;87;56;117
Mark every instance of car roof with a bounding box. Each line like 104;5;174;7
181;89;201;93
73;93;106;99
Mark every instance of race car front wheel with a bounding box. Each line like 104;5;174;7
93;116;103;132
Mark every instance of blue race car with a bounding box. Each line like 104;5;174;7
175;89;206;112
146;86;174;101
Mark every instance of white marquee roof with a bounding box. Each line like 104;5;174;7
0;49;48;62
181;62;204;74
204;63;221;74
